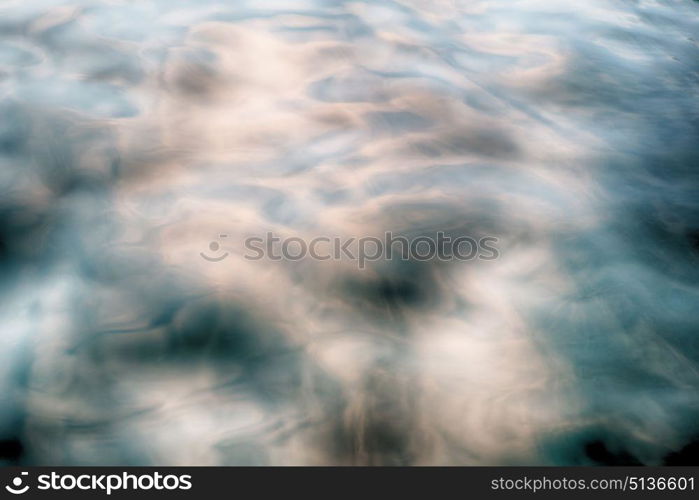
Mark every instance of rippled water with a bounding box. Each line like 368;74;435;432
1;0;698;465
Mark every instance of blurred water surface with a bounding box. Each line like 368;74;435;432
0;0;698;465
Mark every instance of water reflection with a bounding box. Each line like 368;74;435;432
0;0;698;465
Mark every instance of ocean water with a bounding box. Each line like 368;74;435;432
0;0;698;465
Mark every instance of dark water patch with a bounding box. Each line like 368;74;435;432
408;125;520;159
364;110;432;134
0;438;23;462
164;48;224;100
340;265;437;320
584;440;643;466
309;73;391;103
664;437;699;466
541;427;648;465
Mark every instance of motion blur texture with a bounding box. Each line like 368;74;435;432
1;0;698;465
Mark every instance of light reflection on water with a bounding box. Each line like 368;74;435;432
0;0;698;465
